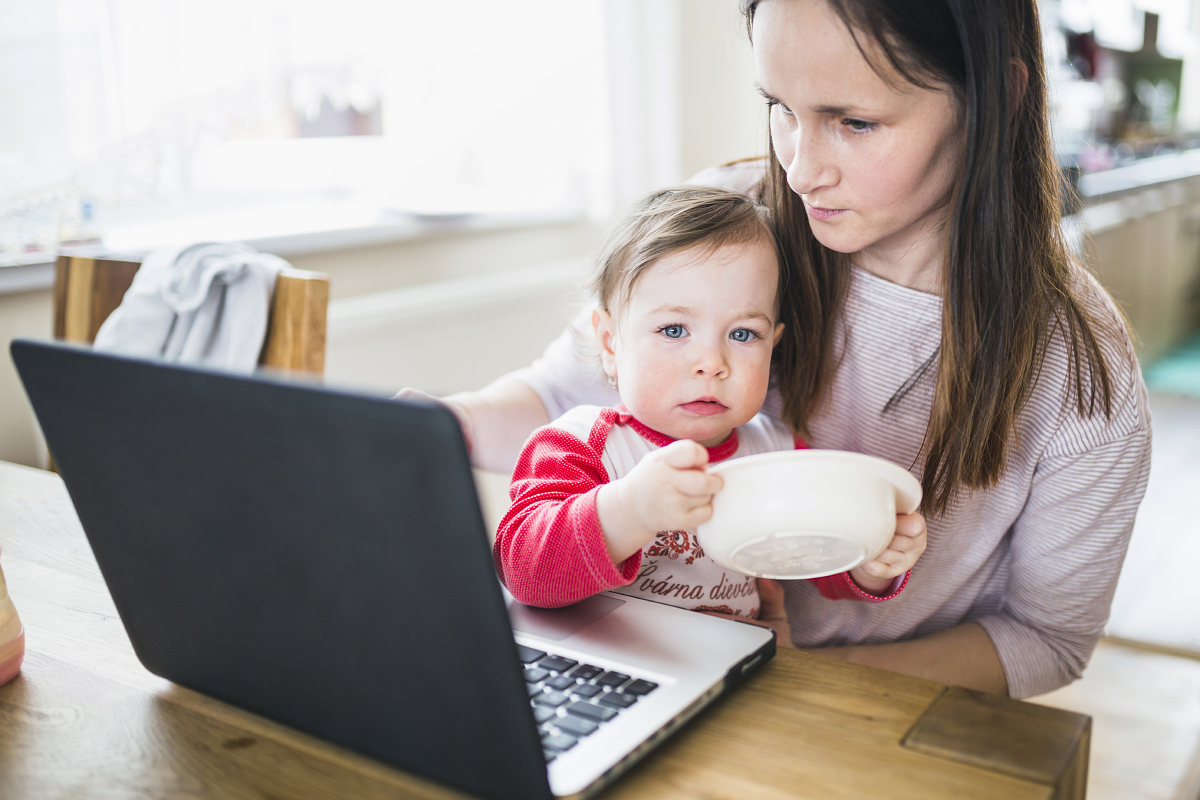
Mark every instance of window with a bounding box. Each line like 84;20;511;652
0;0;611;265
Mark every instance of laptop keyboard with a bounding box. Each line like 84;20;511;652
516;643;659;763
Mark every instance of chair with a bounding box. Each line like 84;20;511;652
52;254;330;374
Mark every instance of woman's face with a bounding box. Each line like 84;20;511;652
753;0;963;273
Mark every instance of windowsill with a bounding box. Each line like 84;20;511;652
0;204;586;296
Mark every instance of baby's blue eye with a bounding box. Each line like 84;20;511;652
661;325;686;339
730;328;757;343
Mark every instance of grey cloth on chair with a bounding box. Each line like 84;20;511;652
94;242;289;372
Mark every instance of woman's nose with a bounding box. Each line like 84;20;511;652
783;125;837;196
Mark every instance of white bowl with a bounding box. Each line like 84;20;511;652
697;450;922;580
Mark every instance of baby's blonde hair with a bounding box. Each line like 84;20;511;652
592;186;780;316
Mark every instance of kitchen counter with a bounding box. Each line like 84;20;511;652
1078;148;1200;200
1067;149;1200;362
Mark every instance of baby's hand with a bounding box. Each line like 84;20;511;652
596;440;723;565
620;439;723;532
848;511;927;595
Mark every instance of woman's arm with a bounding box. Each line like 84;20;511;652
442;378;551;473
810;622;1009;695
396;377;549;473
821;422;1150;699
406;311;618;473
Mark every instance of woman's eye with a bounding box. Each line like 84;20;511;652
843;118;876;133
730;328;759;343
660;325;686;339
764;98;793;116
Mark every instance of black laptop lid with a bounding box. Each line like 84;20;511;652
11;339;552;800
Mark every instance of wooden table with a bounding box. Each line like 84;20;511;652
0;461;1089;799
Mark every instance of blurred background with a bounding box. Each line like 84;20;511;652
5;0;1199;454
0;0;767;465
2;2;1200;798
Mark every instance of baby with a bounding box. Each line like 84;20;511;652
494;187;921;627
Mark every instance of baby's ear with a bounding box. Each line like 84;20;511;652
592;308;619;375
772;322;785;346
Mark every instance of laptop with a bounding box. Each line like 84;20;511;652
10;339;775;800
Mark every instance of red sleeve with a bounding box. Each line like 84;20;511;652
791;435;910;601
493;426;641;607
809;570;910;602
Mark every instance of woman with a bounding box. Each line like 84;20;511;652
413;0;1151;699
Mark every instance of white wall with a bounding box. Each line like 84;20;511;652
324;259;590;397
680;0;767;179
605;0;764;202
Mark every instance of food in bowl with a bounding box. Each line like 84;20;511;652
697;450;922;580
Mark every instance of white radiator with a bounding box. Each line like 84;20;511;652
324;258;590;396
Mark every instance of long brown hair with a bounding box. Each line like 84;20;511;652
743;0;1117;515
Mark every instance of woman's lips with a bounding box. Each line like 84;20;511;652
804;203;847;222
679;400;728;416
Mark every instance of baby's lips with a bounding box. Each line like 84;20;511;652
678;399;729;416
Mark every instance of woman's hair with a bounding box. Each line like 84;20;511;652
742;0;1118;515
592;186;780;316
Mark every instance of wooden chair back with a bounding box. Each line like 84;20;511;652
52;255;330;374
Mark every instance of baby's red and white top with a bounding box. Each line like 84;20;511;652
494;405;909;618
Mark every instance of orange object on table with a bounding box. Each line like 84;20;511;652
0;548;24;685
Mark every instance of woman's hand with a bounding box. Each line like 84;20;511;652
752;578;795;647
396;378;550;473
394;388;475;453
596;440;723;565
848;512;927;594
699;578;795;648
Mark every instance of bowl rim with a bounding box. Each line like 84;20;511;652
706;448;922;515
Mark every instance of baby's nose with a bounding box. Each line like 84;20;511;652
692;347;729;377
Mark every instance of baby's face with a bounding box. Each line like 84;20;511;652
595;235;783;447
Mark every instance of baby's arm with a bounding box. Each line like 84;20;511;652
495;434;723;608
494;426;636;607
849;513;926;591
596;440;723;564
801;514;924;601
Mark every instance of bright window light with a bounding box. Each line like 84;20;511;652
0;0;611;264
